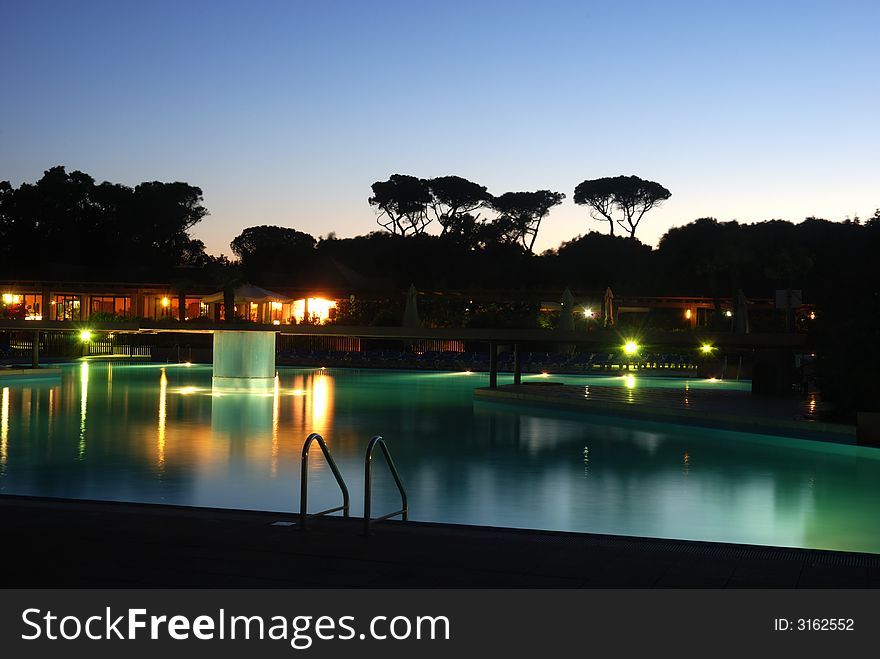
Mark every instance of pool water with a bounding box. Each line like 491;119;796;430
2;362;878;553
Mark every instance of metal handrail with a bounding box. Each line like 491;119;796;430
364;435;408;534
300;433;350;529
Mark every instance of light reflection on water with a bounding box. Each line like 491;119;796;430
0;363;879;554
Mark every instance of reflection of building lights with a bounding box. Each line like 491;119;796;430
179;386;196;395
623;341;639;355
271;375;280;477
624;374;636;389
79;362;89;459
540;372;549;377
464;370;472;375
310;373;330;430
273;320;281;325
158;368;167;467
1;387;9;467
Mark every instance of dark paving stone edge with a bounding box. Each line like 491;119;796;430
2;494;878;588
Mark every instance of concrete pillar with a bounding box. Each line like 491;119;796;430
213;331;276;391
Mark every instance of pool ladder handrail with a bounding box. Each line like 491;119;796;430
363;435;408;534
300;433;350;529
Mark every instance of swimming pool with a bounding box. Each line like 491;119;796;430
2;362;878;553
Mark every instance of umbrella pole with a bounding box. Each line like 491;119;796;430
513;344;521;385
489;341;498;389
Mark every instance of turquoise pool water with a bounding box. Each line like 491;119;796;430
2;362;878;553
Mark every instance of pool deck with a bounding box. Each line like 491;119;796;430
1;495;878;588
475;382;857;443
0;365;62;379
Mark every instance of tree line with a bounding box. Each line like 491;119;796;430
367;173;671;251
0;166;216;280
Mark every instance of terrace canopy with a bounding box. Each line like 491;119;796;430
202;284;290;305
202;284;292;324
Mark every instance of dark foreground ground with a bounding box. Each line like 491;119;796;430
2;496;878;588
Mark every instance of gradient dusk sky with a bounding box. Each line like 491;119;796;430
2;0;878;256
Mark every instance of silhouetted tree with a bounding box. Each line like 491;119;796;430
368;174;432;236
0;166;208;278
574;175;670;239
425;175;490;235
487;190;564;253
230;225;317;283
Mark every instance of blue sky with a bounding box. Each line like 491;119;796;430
2;0;878;255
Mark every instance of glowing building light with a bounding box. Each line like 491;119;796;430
271;301;283;310
809;311;816;320
700;344;714;354
161;297;170;307
2;294;13;304
291;297;337;324
583;307;593;318
623;341;639;355
80;330;92;342
685;309;692;320
724;310;733;317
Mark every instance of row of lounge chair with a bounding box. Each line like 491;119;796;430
277;350;699;372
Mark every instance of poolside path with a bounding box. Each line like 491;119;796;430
1;495;877;588
475;382;857;443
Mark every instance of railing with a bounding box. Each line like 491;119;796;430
300;433;350;529
363;435;408;534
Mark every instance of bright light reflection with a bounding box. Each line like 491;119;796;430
624;374;636;389
78;362;88;459
1;387;9;469
158;368;167;468
271;375;280;478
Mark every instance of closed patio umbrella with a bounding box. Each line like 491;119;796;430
402;283;420;328
603;287;615;327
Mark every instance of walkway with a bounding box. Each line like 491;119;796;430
475;383;856;443
2;496;877;588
